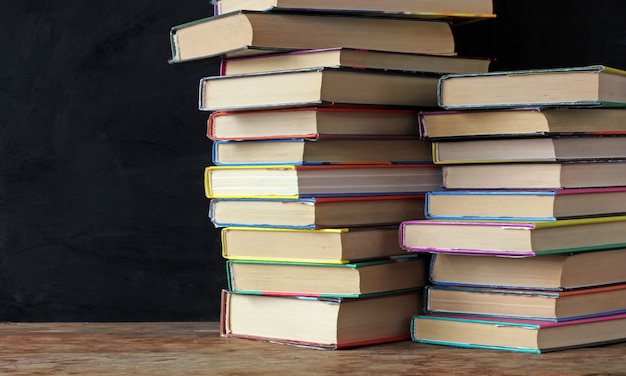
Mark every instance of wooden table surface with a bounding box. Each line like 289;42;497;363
1;322;625;375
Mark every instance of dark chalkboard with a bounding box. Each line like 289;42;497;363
1;0;626;321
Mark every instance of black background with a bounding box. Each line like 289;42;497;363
2;1;626;322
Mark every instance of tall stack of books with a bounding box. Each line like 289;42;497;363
399;65;626;353
169;0;495;349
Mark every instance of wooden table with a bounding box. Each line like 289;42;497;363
1;322;625;375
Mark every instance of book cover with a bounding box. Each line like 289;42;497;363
198;67;440;111
441;160;626;190
211;138;433;165
207;106;422;141
220;226;405;263
399;216;626;257
170;11;455;63
428;249;626;291
418;107;626;139
204;163;443;199
430;135;626;164
226;256;426;298
221;289;422;349
411;312;626;353
437;65;626;110
209;195;426;229
424;284;626;322
424;187;626;221
213;0;496;23
220;47;492;76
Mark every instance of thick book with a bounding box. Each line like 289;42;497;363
204;164;443;199
424;188;626;221
199;67;439;111
442;160;626;189
207;107;421;141
220;226;405;263
209;195;426;229
221;289;422;349
411;312;626;353
429;249;626;290
212;139;433;165
399;216;626;257
170;11;455;63
431;135;626;164
437;65;626;109
227;256;427;298
221;47;492;76
424;284;626;321
418;107;626;139
214;0;495;23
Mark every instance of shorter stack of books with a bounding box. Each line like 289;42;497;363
400;66;626;353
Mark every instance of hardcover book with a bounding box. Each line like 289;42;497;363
429;249;626;290
209;195;426;229
220;48;491;76
411;312;626;353
212;138;434;165
214;0;496;23
424;284;626;321
442;160;626;189
418;107;626;139
221;289;422;349
221;226;406;263
424;188;626;221
437;65;626;109
227;256;427;298
431;135;626;164
198;67;440;111
207;107;422;141
170;11;455;63
399;216;626;257
204;164;443;199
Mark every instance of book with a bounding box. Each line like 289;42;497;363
437;65;626;109
227;256;427;298
424;188;626;221
429;249;626;290
424;284;626;321
220;48;492;76
221;289;422;349
214;0;496;22
399;216;626;257
207;107;422;141
220;226;405;263
170;11;456;63
431;135;626;164
411;312;626;353
442;161;626;189
204;164;443;199
209;195;426;229
418;107;626;140
212;139;434;165
199;67;440;111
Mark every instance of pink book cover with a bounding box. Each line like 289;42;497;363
399;216;626;257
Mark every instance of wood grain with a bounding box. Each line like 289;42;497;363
1;322;625;375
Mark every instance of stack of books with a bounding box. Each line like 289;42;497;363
400;65;626;353
168;0;496;349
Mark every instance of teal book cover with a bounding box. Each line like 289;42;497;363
438;65;626;110
411;312;626;353
226;256;427;298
